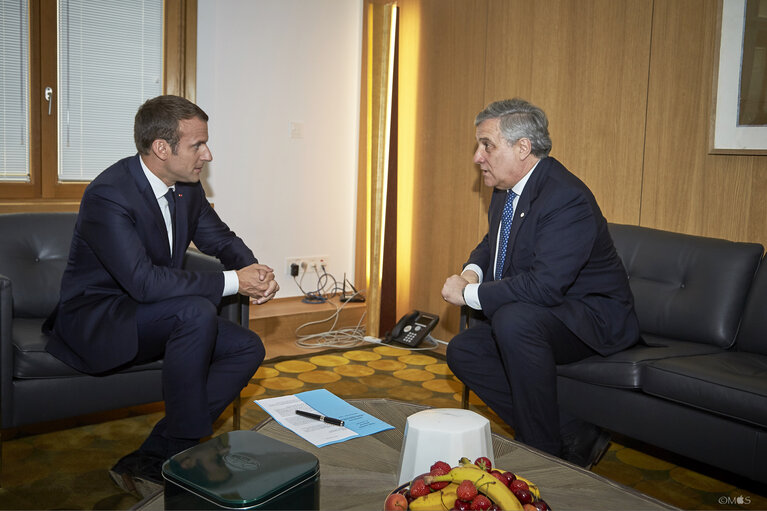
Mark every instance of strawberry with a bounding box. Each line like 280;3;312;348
428;466;450;490
470;495;493;510
430;460;452;473
474;456;492;471
456;480;478;502
410;478;431;498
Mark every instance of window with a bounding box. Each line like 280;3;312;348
0;0;196;206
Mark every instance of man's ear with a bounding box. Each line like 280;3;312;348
517;138;533;159
152;139;170;161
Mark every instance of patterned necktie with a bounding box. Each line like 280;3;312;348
495;190;517;280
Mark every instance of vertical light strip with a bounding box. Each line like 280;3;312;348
395;0;420;317
365;2;397;338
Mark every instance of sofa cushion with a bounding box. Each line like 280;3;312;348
13;318;162;379
734;255;767;355
557;334;724;389
0;213;76;318
609;224;763;348
642;352;767;428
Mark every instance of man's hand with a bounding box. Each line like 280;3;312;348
236;263;279;304
442;274;469;306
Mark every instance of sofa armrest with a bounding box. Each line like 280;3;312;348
1;275;14;425
182;250;249;330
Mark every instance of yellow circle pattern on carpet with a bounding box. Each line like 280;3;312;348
298;370;342;384
310;355;350;367
259;377;304;391
334;365;376;377
422;378;463;393
253;367;279;379
425;363;452;375
274;360;317;373
373;345;412;356
393;368;435;382
367;359;407;371
343;350;382;361
398;354;438;366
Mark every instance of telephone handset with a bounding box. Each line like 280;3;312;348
386;310;439;347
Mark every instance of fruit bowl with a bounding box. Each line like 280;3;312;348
384;457;551;511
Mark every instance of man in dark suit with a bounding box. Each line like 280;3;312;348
45;95;278;496
442;98;639;468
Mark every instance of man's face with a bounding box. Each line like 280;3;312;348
158;116;213;186
473;118;527;190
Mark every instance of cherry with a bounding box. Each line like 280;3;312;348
513;488;534;505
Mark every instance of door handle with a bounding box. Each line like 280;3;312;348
45;86;53;116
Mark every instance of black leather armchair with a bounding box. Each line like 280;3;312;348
0;212;249;485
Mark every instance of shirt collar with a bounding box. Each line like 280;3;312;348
139;155;173;200
509;159;539;197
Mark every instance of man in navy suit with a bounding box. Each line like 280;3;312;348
442;98;639;468
45;95;278;496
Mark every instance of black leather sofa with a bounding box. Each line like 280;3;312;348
558;223;767;485
0;212;249;484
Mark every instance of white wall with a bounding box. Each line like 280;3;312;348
196;0;362;298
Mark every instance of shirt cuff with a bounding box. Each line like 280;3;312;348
463;283;482;310
222;270;239;297
462;264;483;283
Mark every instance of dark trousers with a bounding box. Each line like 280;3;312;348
446;302;596;456
132;296;264;456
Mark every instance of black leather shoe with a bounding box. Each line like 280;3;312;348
561;424;611;469
109;450;165;498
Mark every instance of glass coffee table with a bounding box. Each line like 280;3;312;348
251;398;677;510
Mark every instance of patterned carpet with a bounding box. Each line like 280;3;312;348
1;343;765;510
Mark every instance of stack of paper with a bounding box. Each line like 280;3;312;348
255;389;394;447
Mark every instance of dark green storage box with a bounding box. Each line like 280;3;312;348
162;430;320;510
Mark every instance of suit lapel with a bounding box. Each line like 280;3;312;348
500;158;550;277
127;155;168;242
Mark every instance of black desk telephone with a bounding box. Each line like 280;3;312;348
386;310;439;347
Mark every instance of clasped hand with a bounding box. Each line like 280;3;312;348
236;263;279;305
442;274;469;306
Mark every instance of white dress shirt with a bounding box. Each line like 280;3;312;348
462;161;539;310
139;157;239;297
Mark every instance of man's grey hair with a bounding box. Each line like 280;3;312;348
475;98;552;158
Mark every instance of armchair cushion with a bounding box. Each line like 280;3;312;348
13;318;162;379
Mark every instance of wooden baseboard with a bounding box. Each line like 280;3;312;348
250;295;366;360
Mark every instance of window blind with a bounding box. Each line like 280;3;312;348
0;0;30;182
58;0;163;181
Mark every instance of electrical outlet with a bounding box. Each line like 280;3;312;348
285;255;330;275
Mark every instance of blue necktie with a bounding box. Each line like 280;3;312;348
495;190;517;280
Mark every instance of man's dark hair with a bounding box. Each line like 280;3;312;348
134;95;209;155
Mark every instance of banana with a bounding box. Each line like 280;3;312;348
424;466;523;511
409;483;459;511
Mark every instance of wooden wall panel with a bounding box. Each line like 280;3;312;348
390;0;767;345
483;0;652;226
397;0;488;341
641;0;767;244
